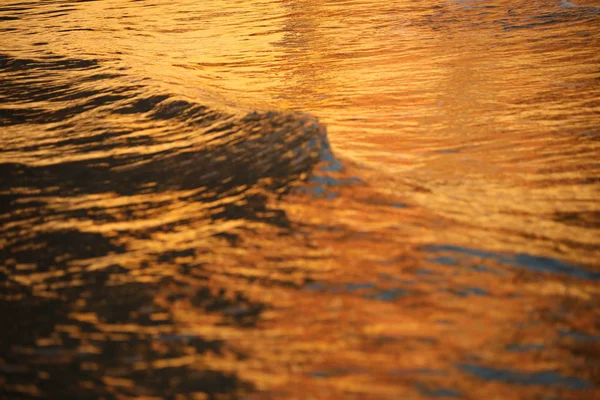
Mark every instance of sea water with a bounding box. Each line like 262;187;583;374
1;0;599;398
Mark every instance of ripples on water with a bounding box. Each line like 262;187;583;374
1;0;599;398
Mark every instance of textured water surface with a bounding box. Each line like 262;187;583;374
1;0;599;399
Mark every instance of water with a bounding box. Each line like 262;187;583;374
1;0;599;398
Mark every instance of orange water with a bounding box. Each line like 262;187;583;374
1;1;599;398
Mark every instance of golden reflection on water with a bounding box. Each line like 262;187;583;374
1;0;600;399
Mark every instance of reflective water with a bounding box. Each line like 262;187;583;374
1;0;599;398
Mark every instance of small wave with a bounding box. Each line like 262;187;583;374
0;50;348;399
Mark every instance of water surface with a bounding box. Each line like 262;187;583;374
1;0;599;399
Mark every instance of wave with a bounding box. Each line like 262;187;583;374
3;0;600;398
0;51;349;273
0;52;342;197
0;48;352;398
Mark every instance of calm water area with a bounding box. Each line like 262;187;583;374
1;0;600;398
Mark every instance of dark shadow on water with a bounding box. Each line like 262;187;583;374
0;51;345;398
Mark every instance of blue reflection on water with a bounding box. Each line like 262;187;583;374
345;282;376;291
418;384;462;398
559;329;600;343
459;364;591;390
303;281;408;302
424;245;599;280
454;287;488;297
297;174;361;199
506;343;546;352
364;288;408;301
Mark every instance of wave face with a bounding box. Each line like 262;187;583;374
0;48;340;398
1;1;600;399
